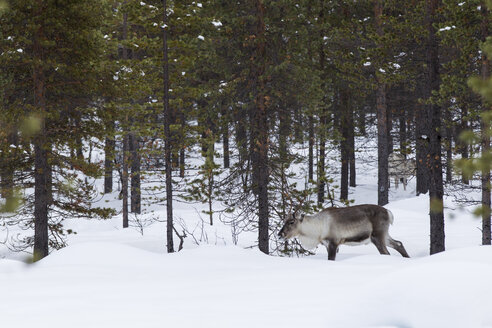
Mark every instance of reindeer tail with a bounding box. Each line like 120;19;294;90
386;209;394;225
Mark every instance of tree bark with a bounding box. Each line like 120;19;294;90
222;106;230;169
252;0;269;255
416;92;430;194
426;0;444;254
122;133;129;228
349;101;356;188
340;89;350;201
33;5;50;260
163;0;174;253
129;133;141;214
121;6;129;229
460;107;470;184
317;5;326;205
308;114;314;182
481;3;491;245
375;0;388;206
104;135;114;194
399;108;407;156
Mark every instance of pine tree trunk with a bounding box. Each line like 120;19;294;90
376;83;389;206
481;4;491;245
318;115;326;204
179;147;185;178
75;113;83;160
416;96;430;195
358;106;366;136
163;0;174;253
34;135;50;261
340;89;350;201
375;0;388;206
129;133;141;214
399;108;407;156
33;4;49;261
460;107;469;185
222;107;230;169
317;5;326;205
179;112;186;178
122;133;129;228
253;0;269;255
235;110;248;165
279;109;289;162
104;135;114;194
349;103;356;188
308;115;314;182
387;106;393;153
426;0;444;254
121;7;129;229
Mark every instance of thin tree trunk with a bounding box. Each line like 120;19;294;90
317;5;326;205
349;104;356;188
235;109;248;165
376;83;389;206
358;105;366;136
308;114;314;182
130;133;141;214
399;108;407;156
375;0;388;206
416;94;430;195
340;89;350;201
481;3;491;245
279;108;289;162
122;133;129;228
222;106;230;169
104;135;114;194
121;6;129;229
33;7;49;260
460;107;469;184
163;0;174;253
387;106;393;153
426;0;444;254
75;113;83;160
179;111;186;178
179;147;185;178
257;0;269;255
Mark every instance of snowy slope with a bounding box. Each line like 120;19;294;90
1;193;491;328
1;137;492;327
1;242;491;328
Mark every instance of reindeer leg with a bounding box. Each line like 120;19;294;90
371;235;390;255
323;240;338;261
387;237;410;258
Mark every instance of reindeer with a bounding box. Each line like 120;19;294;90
278;204;410;261
388;152;416;191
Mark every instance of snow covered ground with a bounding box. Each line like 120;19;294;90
1;139;492;327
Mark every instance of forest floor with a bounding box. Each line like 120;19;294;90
1;137;492;327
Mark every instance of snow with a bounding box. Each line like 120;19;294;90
2;191;491;327
212;20;222;27
2;135;492;327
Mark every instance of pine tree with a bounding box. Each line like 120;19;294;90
1;0;115;260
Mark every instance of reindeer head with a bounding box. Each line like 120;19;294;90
278;212;304;239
